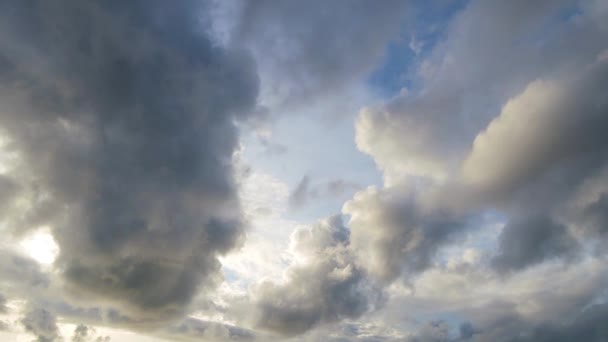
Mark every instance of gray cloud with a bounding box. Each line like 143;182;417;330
0;175;18;215
461;60;608;207
166;317;255;342
223;0;408;107
21;308;61;342
351;0;608;284
0;293;6;313
502;303;608;342
491;216;580;273
289;176;361;210
344;187;470;282
0;249;50;290
289;176;316;209
357;0;608;187
0;0;258;322
72;325;110;342
463;303;608;342
254;215;382;336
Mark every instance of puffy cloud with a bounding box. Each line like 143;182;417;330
254;216;382;336
344;187;470;282
461;61;608;202
355;107;451;184
491;216;580;273
356;0;608;189
0;0;258;322
21;308;61;342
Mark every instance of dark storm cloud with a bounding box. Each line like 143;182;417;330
254;216;382;336
0;0;258;322
491;216;579;273
21;308;61;342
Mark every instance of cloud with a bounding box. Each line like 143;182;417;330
502;303;608;342
355;0;608;188
461;61;608;203
21;308;61;342
289;176;362;210
344;187;470;282
0;0;258;322
326;180;361;197
491;216;580;273
225;0;408;106
166;317;255;342
71;324;111;342
289;176;316;209
254;215;382;336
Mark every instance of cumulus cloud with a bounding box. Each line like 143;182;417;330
1;0;608;341
356;0;608;189
461;61;608;202
21;308;61;342
288;176;316;209
344;187;470;282
0;0;257;322
254;216;382;336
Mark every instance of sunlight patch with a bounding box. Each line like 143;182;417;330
19;228;59;265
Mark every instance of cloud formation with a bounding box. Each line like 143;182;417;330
227;0;408;105
0;0;257;322
21;308;61;342
254;216;382;336
344;187;469;282
491;215;580;273
1;0;608;341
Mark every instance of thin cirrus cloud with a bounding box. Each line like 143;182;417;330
0;0;607;341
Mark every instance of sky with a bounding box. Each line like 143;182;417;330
0;0;608;341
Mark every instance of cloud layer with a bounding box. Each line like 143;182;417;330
1;0;608;341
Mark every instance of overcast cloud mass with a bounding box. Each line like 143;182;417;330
1;0;607;341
